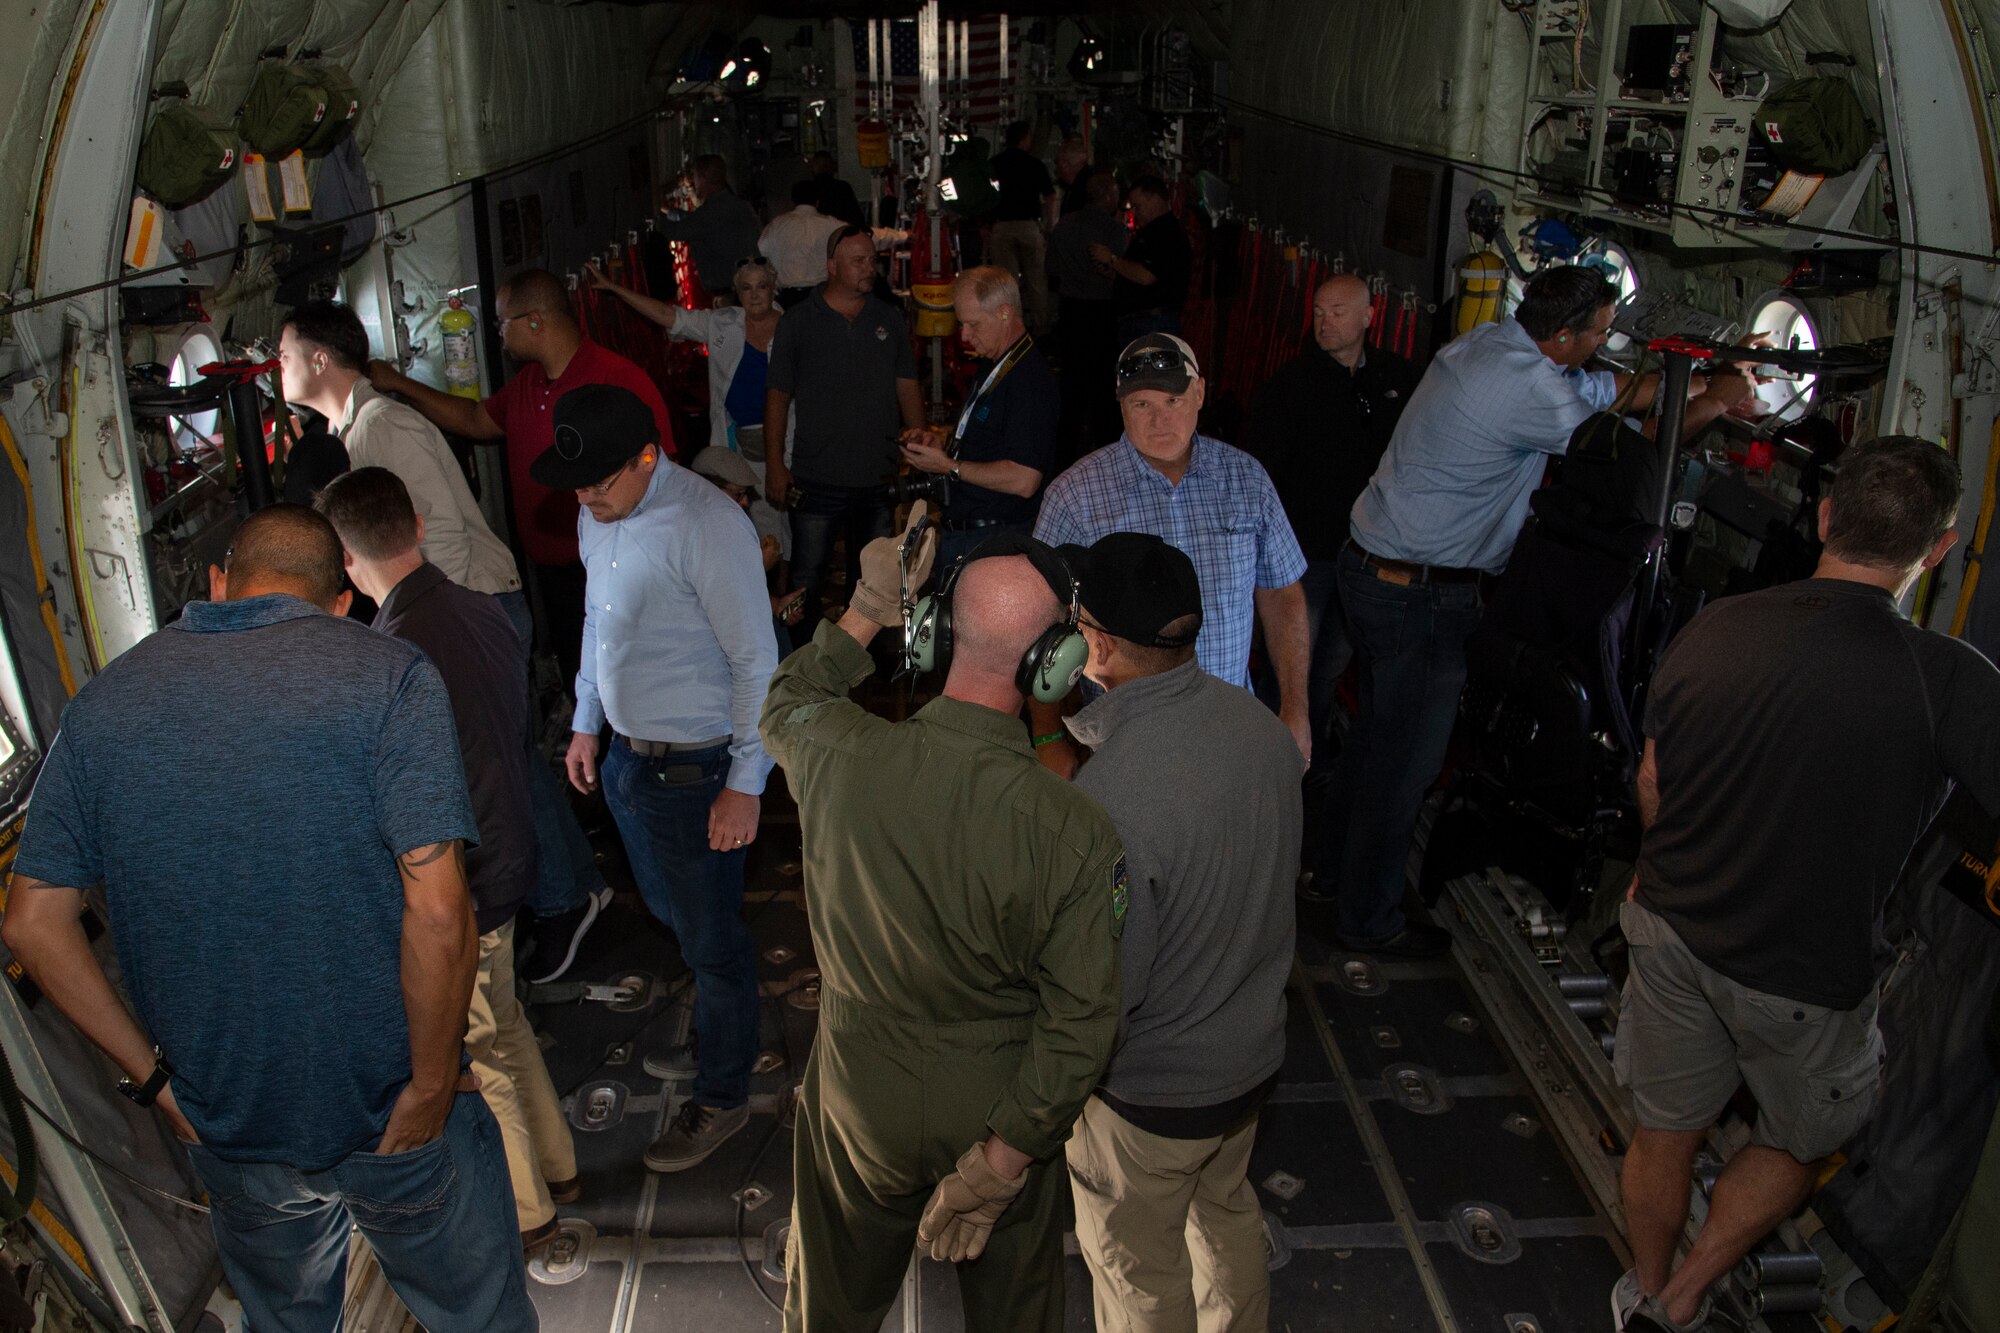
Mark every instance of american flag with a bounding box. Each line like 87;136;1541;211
850;16;1014;134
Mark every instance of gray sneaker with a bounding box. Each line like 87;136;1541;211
644;1101;749;1172
642;1044;699;1081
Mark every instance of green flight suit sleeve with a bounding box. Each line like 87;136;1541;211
760;619;882;766
986;834;1125;1160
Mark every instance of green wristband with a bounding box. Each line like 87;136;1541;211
1031;732;1067;748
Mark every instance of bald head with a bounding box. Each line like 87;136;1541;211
500;269;573;325
944;556;1065;694
1312;273;1373;362
217;504;347;609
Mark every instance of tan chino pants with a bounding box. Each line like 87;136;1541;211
467;920;578;1231
1066;1094;1270;1333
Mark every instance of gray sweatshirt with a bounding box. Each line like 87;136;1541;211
1068;660;1301;1108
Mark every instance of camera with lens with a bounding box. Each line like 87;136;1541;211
889;470;952;509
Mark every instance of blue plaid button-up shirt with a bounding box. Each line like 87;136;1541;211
1035;434;1307;689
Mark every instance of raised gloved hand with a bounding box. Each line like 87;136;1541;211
916;1141;1028;1263
849;500;937;628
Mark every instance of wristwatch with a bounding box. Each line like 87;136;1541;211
950;464;962;481
117;1048;173;1108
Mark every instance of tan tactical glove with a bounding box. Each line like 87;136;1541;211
916;1141;1027;1263
849;500;937;627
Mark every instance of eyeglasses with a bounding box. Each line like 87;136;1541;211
1116;347;1196;382
579;456;640;497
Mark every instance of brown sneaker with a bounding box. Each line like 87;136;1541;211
546;1176;582;1206
643;1101;749;1173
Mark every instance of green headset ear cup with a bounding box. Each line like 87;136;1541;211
908;593;947;674
1026;628;1089;704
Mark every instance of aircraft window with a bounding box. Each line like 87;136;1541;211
1595;243;1640;352
1746;293;1819;423
0;637;35;815
168;332;223;454
1499;244;1640;349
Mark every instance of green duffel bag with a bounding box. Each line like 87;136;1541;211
299;62;360;154
239;63;331;157
1756;77;1870;176
135;102;238;207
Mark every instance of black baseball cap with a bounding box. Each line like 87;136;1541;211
1114;333;1200;398
530;384;659;490
1059;532;1202;647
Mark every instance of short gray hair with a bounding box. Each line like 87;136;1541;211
954;265;1021;318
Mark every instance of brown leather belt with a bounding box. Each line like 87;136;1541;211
615;733;730;757
1346;540;1484;587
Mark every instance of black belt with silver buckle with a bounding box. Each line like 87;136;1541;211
1345;540;1484;586
942;517;1013;533
616;733;730;757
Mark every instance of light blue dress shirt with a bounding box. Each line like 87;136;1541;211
1348;318;1618;574
1035;434;1307;689
573;461;779;795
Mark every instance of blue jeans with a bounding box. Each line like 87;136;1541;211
601;739;758;1108
1318;545;1482;942
184;1092;535;1333
1256;557;1352;775
787;481;895;620
498;590;609;917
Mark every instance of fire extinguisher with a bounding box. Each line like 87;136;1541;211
909;206;958;338
440;296;481;400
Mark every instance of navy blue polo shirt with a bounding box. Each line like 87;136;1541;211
13;595;478;1169
949;339;1059;526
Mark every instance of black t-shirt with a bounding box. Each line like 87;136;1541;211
1116;214;1191;317
767;292;919;487
989;148;1053;223
1639;579;2000;1008
946;340;1058;526
375;563;535;934
1245;347;1419;560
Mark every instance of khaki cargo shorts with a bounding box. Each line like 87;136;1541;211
1614;899;1884;1163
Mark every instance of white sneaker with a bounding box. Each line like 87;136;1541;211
1611;1269;1642;1330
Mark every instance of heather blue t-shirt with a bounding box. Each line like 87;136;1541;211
12;595;478;1170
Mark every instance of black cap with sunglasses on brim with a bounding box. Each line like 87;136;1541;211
1115;333;1202;398
531;384;659;491
1057;532;1204;648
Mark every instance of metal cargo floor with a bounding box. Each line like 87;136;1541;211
333;798;1671;1333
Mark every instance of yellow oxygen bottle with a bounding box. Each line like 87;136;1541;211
1457;250;1508;334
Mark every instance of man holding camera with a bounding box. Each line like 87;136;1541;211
765;225;925;623
899;266;1058;571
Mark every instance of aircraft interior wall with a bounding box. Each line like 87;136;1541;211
0;0;1998;1328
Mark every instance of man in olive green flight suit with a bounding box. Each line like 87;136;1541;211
761;509;1125;1333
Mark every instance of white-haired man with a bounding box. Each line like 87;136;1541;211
900;264;1059;570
